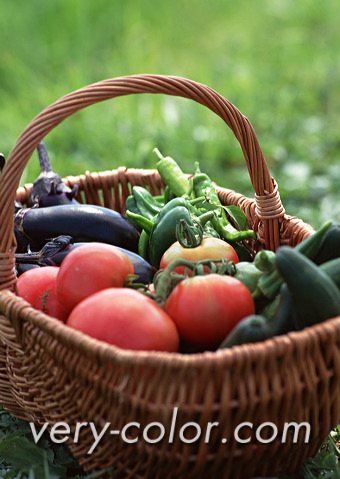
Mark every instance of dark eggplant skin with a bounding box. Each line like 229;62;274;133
15;235;74;261
33;190;79;207
15;204;140;253
119;247;156;284
16;263;41;276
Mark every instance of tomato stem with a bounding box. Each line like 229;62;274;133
154;258;236;307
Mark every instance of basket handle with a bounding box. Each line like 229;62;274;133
0;74;285;290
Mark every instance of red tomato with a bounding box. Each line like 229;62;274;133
159;237;239;275
56;242;134;312
16;266;68;322
67;288;179;352
165;274;255;350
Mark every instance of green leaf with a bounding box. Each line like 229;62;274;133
0;434;67;479
221;205;249;231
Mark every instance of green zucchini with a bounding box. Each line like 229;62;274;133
275;246;340;330
218;314;274;348
313;222;340;265
258;220;333;299
295;219;333;258
320;257;340;289
260;283;295;336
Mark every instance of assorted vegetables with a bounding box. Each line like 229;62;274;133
126;149;256;269
13;143;340;354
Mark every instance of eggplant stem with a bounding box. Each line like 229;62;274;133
37;141;53;174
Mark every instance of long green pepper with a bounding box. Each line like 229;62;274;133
154;148;190;197
125;195;141;216
191;162;257;242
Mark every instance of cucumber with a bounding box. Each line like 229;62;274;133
320;257;340;289
218;314;274;348
275;246;340;330
260;284;295;336
258;220;333;299
313;222;340;265
295;220;333;258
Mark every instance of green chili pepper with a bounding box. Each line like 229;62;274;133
125;211;154;234
210;215;257;242
152;194;165;204
201;221;221;239
154;148;190;197
132;186;162;220
138;228;150;260
163;185;177;203
192;162;257;242
125;195;141;216
191;162;222;205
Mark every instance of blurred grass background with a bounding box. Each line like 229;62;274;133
1;0;340;228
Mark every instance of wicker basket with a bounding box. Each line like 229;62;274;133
0;75;339;479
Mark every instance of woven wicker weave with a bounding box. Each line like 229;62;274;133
0;75;339;479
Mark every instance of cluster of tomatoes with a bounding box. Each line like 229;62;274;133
16;237;255;353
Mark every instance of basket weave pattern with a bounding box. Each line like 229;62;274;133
0;75;339;479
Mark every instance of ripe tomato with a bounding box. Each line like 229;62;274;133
16;266;68;322
56;242;134;312
165;274;255;350
67;288;179;352
159;236;239;275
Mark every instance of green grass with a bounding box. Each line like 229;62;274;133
0;0;340;477
1;0;340;227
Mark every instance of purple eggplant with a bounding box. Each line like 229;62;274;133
15;235;74;263
15;235;155;284
29;141;79;207
14;204;140;253
16;263;41;276
116;247;156;284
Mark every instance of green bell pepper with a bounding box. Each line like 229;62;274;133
148;207;214;268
